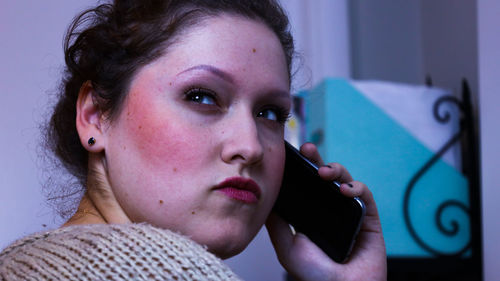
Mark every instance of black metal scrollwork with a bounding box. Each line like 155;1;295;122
402;93;471;257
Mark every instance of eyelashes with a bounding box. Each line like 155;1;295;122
183;87;290;124
257;106;291;124
184;87;218;106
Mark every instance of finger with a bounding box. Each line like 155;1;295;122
299;142;324;167
338;181;386;265
338;181;373;208
339;181;377;215
339;181;384;239
317;162;353;183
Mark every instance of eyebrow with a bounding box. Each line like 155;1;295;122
177;64;234;83
270;90;292;99
177;64;291;100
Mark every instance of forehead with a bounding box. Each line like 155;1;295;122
146;14;290;86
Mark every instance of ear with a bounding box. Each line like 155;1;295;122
76;81;106;153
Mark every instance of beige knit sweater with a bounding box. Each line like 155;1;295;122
0;224;242;280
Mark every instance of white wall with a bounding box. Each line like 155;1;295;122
0;0;98;247
283;0;351;90
477;1;500;280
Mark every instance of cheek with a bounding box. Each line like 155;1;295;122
108;92;211;222
123;95;204;172
264;145;286;199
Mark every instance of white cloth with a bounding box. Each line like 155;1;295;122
0;223;242;281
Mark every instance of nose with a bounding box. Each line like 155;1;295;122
220;110;264;167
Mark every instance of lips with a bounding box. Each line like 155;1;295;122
215;177;261;204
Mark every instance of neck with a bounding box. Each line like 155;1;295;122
63;192;107;226
63;152;131;227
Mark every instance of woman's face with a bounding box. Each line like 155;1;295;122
103;15;290;258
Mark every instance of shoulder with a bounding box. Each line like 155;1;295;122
0;223;242;280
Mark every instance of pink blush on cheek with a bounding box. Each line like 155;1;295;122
107;85;211;225
122;89;205;172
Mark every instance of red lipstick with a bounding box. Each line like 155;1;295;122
215;177;261;204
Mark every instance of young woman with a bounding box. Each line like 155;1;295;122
0;1;386;280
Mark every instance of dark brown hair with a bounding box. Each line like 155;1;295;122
45;0;294;214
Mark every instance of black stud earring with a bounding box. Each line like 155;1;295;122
88;137;96;146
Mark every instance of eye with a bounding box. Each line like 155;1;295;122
257;107;291;124
184;88;217;105
257;109;278;121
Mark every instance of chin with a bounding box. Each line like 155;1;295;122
199;228;258;259
208;239;249;260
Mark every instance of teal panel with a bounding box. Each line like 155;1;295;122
301;78;470;257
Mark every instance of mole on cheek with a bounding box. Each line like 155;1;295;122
173;167;177;172
252;48;256;53
191;211;196;215
138;125;142;130
159;200;164;205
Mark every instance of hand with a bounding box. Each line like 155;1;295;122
266;143;387;281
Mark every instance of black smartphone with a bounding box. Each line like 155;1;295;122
273;141;366;263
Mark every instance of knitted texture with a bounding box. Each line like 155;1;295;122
0;224;242;281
